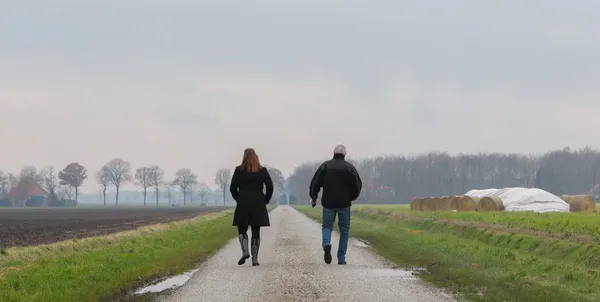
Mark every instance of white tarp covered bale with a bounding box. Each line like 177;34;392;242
465;188;499;198
464;187;569;213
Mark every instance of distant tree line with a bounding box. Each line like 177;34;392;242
0;158;288;207
0;163;88;207
285;146;600;204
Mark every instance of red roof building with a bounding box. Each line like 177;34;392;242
7;177;47;200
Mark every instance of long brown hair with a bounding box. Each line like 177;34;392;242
241;148;261;172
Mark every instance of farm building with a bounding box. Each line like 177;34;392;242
6;177;48;207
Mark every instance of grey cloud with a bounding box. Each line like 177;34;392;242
2;1;600;191
2;0;598;99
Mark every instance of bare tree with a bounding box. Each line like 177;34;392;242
41;166;59;205
58;163;88;202
173;168;198;205
7;173;17;206
188;183;195;204
20;166;41;184
286;162;320;204
105;158;132;205
56;185;73;200
215;168;231;205
96;166;112;206
41;166;59;194
135;167;153;205
148;166;164;205
165;181;175;204
197;183;209;205
8;173;17;188
0;170;9;197
265;166;285;192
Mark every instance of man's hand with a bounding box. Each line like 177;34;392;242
311;200;317;208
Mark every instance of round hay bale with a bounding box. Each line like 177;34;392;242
428;197;438;211
449;196;462;211
410;197;423;211
410;198;421;211
477;196;504;211
437;196;453;211
450;195;479;211
561;195;573;204
421;197;435;211
567;195;596;212
432;197;445;211
419;197;430;211
414;198;424;211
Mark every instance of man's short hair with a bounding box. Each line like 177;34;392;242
333;144;347;155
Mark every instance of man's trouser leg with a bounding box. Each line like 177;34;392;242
337;206;351;262
321;207;336;247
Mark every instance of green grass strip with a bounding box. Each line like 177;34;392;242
0;210;237;302
355;204;600;240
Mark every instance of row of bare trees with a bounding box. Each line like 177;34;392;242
0;159;206;206
94;160;285;206
0;158;289;207
95;158;209;206
94;163;286;206
285;146;600;204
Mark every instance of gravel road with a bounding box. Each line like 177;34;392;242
162;205;455;302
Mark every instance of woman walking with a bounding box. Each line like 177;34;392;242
230;148;274;266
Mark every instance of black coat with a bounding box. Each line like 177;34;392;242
230;166;273;227
309;153;363;209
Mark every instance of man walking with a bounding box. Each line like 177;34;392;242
309;144;362;265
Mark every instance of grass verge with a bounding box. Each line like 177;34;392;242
364;204;600;240
0;210;237;302
295;205;600;302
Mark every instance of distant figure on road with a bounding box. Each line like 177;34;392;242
309;144;362;265
230;148;274;266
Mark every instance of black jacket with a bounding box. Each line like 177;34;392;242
309;154;362;209
230;166;273;227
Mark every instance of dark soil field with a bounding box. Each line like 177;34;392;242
0;206;232;248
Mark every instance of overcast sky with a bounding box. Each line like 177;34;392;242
2;1;599;192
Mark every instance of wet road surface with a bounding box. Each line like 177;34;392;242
161;205;455;302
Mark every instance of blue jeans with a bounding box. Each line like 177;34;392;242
321;206;351;261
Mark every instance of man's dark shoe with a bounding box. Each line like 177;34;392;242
338;260;347;265
323;245;332;264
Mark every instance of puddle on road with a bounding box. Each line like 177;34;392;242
134;268;199;295
353;239;372;248
371;268;419;280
